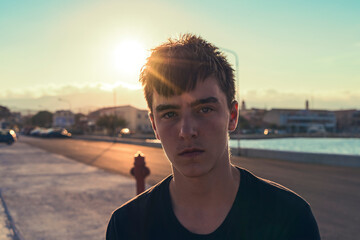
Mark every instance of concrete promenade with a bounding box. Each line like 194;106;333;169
1;137;360;240
0;142;139;240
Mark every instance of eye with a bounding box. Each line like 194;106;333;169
199;107;213;114
162;112;177;119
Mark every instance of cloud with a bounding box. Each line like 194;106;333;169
0;81;147;114
0;81;142;99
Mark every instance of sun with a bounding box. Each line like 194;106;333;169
113;39;148;76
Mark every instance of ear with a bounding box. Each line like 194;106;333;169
149;112;160;140
228;101;239;132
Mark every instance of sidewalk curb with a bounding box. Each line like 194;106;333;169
73;135;162;148
0;189;25;240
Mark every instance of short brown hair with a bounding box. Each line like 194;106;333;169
139;34;235;112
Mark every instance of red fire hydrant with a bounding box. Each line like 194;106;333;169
130;151;150;195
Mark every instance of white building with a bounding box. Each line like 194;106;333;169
53;110;75;128
263;109;336;133
88;105;152;133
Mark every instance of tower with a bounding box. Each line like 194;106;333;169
241;100;246;111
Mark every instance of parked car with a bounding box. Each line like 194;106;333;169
28;127;72;138
118;128;133;138
30;127;46;137
40;128;54;137
0;129;17;145
21;126;35;135
45;128;72;138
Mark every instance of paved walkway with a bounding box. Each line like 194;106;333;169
0;142;139;240
0;191;14;240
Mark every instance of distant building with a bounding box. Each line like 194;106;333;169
88;105;152;133
263;109;336;133
0;105;11;129
241;100;246;111
240;108;268;130
53;110;75;128
239;100;267;130
0;106;21;129
262;100;337;133
135;109;153;133
334;109;360;133
11;112;22;124
0;119;7;129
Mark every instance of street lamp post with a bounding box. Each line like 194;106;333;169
220;47;241;155
220;48;240;101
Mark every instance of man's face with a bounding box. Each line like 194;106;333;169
150;76;238;178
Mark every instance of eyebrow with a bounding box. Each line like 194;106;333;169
155;97;219;113
155;104;181;112
190;97;219;107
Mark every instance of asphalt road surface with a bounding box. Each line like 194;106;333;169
20;136;360;240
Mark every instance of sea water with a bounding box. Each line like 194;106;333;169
230;138;360;156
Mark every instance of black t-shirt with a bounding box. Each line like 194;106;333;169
106;167;320;239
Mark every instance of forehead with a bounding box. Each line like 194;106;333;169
152;76;227;108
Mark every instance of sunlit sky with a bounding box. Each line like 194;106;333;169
1;0;359;113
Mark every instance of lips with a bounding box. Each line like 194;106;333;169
178;148;205;157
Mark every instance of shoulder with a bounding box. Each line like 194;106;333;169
106;176;172;239
240;167;309;209
238;167;320;239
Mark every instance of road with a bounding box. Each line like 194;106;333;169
20;136;360;240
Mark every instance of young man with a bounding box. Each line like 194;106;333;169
106;34;320;239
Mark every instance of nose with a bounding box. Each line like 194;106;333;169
178;114;198;140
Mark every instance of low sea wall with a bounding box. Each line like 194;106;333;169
231;147;360;167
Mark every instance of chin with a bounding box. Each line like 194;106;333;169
173;162;214;179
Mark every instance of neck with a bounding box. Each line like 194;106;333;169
169;163;240;234
170;163;240;209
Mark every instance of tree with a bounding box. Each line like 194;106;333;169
31;111;53;127
71;113;87;134
75;113;86;125
96;114;127;135
0;105;11;119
